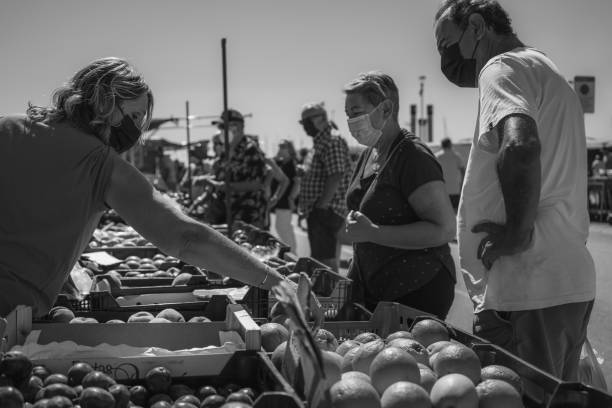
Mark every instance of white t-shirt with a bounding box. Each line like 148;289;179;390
458;47;596;313
435;149;464;195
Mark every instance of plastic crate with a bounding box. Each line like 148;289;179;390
322;301;488;346
552;382;612;408
90;274;220;296
472;343;612;408
83;245;158;255
242;267;352;321
48;292;234;322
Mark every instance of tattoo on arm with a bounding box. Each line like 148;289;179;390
496;114;541;239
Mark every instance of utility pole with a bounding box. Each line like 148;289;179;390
418;75;427;141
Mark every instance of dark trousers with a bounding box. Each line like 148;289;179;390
306;208;344;261
473;300;594;381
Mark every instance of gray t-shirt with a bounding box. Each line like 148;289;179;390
0;115;114;316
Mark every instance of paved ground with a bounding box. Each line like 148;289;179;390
271;215;612;388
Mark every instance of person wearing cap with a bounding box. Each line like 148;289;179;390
204;109;268;228
298;102;351;271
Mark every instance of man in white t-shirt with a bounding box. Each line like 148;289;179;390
434;0;595;381
435;138;465;211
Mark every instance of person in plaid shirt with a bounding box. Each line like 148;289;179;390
298;102;351;271
204;109;268;228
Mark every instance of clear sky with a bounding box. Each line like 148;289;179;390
1;0;611;156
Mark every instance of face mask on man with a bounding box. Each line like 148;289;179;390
440;25;481;88
109;105;142;153
347;103;387;147
301;118;320;137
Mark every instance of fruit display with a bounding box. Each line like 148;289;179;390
43;306;213;325
88;222;154;249
270;307;531;408
0;352;268;408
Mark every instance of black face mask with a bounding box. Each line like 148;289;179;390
302;119;319;137
109;107;142;153
440;27;480;88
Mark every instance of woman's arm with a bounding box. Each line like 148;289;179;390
287;177;300;210
372;180;456;249
266;159;289;207
347;180;456;250
105;156;284;290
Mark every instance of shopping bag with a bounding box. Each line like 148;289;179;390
578;337;607;391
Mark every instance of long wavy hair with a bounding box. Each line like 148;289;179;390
26;57;154;143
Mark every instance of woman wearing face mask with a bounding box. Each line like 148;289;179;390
0;57;292;317
343;71;457;319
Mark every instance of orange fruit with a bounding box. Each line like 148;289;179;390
322;350;343;380
431;344;481;385
260;323;289;352
352;340;386;374
314;329;339;352
354;332;381;343
336;340;362;357
386;338;429;366
476;379;524;408
419;367;438;393
430;373;478;408
380;381;431;408
369;347;420;394
386;331;414;342
342;371;372;384
341;346;362;373
480;365;523;395
329;378;381;408
411;319;449;347
271;341;287;371
427;341;455;356
156;308;185;322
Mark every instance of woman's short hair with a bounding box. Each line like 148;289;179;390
343;71;400;120
27;57;153;143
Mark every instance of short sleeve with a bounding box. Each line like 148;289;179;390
94;147;119;208
478;57;538;153
395;142;444;201
323;137;348;176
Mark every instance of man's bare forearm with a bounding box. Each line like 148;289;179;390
497;114;541;241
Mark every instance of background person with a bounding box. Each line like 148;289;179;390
0;58;287;317
435;137;465;211
271;139;300;252
435;0;595;381
298;102;351;271
263;156;289;230
204;109;268;228
343;72;457;319
591;153;604;177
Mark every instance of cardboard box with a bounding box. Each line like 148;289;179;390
3;304;261;380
